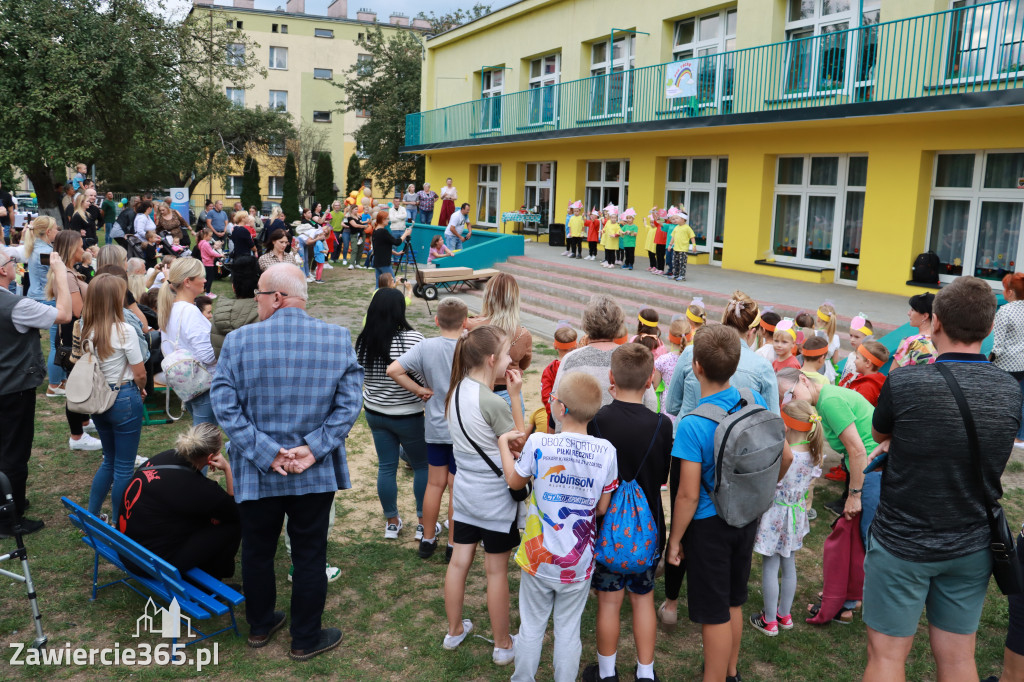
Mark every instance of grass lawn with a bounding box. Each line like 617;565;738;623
0;264;1017;680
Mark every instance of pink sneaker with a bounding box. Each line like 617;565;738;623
777;613;794;630
749;611;778;636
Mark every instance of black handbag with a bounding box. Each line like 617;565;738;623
936;362;1024;595
454;383;532;503
55;317;77;372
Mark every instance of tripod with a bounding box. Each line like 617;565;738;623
0;473;47;650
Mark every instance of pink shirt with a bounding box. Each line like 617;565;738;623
198;240;222;267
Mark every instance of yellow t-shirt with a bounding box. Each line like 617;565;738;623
602;222;621;249
568;215;585;238
529;407;548;435
670;224;696;252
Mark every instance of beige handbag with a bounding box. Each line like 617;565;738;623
65;339;126;415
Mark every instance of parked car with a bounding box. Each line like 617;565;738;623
260;201;281;221
14;193;38;211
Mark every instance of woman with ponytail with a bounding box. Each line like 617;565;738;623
158;257;218;425
24;216;63;394
994;272;1024;446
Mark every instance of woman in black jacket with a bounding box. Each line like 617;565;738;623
370;211;410;288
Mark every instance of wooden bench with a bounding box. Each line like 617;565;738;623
61;497;244;648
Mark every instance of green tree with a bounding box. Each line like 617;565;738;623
335;28;427;195
415;4;491;34
346;154;363;194
240;156;262;212
282;153;300;220
314;153;336;209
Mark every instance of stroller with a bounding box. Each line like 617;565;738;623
0;472;48;650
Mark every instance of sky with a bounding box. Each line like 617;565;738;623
161;0;514;21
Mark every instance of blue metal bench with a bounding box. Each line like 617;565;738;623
61;497;244;648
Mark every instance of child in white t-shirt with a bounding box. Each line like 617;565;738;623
498;371;618;682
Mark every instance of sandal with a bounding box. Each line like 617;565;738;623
657;601;678;632
807;600;853;624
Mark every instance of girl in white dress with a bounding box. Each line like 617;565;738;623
749;399;823;636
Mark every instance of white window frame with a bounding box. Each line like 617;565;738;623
528;54;560;125
770;153;867;284
314;28;334;38
583;160;630;216
945;0;1024;84
672;8;738;111
226;87;245;107
480;69;504;132
589;36;635;118
225;175;244;198
665;157;729;265
313;68;333;80
312;110;332;123
267;176;284;198
269;90;288;112
227;42;245;67
269;46;288;70
476;164;501;227
926;149;1024;285
356;54;373;76
523;162;556;225
782;0;880;98
268;141;285;157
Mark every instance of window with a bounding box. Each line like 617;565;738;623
480;69;504;131
528;55;560;125
269;90;288;112
281;24;288;33
946;0;1024;81
226;87;245;107
236;21;243;30
226;19;234;29
315;28;334;38
226;43;245;66
313;68;333;80
272;23;279;33
267;176;284;198
268;141;285;156
590;36;634;117
476;165;501;226
355;99;370;117
523;162;556;224
312;110;332;122
771;154;867;283
783;0;880;97
928;150;1024;283
358;32;364;41
672;8;737;111
665;157;729;264
357;53;373;76
269;46;288;70
225;175;244;198
584;160;630;216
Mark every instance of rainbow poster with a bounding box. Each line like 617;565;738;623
665;60;697;99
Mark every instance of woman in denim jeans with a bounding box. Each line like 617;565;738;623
355;288;429;541
82;274;147;521
23;216;63;394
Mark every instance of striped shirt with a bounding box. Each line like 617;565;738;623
361;330;425;415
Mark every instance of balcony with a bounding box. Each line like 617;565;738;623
405;0;1024;149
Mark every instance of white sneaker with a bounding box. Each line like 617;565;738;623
492;634;516;665
384;518;403;539
348;264;354;270
306;276;315;282
323;263;334;270
46;385;66;397
415;522;442;541
135;455;149;468
443;619;473;650
70;434;102;451
342;259;348;265
82;420;97;433
326;564;341;582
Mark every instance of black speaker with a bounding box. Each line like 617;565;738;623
548;224;565;247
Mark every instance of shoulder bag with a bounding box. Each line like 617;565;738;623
66;339;129;415
935;362;1024;595
454;383;532;503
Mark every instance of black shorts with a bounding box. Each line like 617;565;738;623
452;520;520;554
683;515;757;625
592;559;659;595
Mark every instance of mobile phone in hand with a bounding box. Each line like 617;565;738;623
40;253;50;265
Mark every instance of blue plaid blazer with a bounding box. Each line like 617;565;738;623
211;307;364;503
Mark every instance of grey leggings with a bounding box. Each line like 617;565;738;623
762;553;797;620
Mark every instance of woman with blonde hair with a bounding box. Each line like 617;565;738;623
158;257;218;426
24;216;64;394
466;273;532;409
82;274;147;521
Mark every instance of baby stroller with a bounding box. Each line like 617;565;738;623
0;473;48;650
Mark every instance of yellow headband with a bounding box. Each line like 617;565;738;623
855;324;873;336
817;308;832;323
686;309;703;324
638;314;657;327
748;312;762;330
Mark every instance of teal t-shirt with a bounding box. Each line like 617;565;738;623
619;221;637;248
101;199;117;226
817;384;877;463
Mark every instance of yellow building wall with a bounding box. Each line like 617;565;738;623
422;107;1024;297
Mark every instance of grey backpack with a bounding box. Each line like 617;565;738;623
688;388;785;527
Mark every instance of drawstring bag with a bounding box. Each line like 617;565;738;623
160;321;212;403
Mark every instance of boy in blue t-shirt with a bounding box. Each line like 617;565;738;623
665;324;779;682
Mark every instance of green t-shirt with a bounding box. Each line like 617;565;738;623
101;199;117;226
619;221;637;247
817;384;877;463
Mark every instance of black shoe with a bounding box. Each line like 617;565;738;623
444;545;453;564
582;663;619;682
22;499;30;512
824;499;844;517
634;664;660;682
289;627;343;661
0;517;45;539
726;673;743;682
247;610;286;648
418;538;437;559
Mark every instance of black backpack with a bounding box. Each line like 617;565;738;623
911;251;940;284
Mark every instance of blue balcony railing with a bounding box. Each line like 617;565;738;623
406;0;1024;147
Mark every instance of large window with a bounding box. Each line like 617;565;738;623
480;70;504;131
225;175;243;198
269;90;288;112
528;55;559;125
476;165;501;226
672;8;737;111
771;154;867;283
590;36;634;117
269;46;288;70
584;160;630;215
946;0;1024;81
523;162;556;225
226;87;245;107
928;151;1024;283
665;157;729;265
226;43;245;66
267;176;283;198
784;0;880;97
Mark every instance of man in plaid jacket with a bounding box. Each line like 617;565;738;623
212;263;363;661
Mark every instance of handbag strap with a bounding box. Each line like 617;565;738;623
934;362;998;530
454;382;505;479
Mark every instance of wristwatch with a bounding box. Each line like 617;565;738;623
850;488;863;495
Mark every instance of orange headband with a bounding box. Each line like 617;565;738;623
668;333;683;345
781;411;814;432
760;319;777;333
801;345;829;358
553;339;577;350
858;343;885;367
613;335;628;345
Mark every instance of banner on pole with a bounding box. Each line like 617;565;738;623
169;188;190;223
